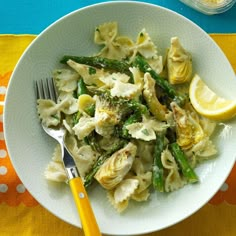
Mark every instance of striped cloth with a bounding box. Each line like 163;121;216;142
0;34;236;236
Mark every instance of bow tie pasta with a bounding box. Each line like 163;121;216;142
37;22;222;213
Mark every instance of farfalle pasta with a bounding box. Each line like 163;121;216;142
94;22;131;60
37;22;220;213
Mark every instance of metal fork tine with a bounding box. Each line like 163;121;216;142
35;80;44;99
42;79;50;99
35;78;57;102
35;81;39;99
47;78;57;102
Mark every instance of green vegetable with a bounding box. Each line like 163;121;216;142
166;127;177;144
84;139;128;188
60;55;131;75
169;142;198;183
152;133;165;192
77;78;89;97
72;111;81;125
126;99;148;115
121;112;142;138
88;66;97;75
84;104;95;117
84;131;103;153
133;55;188;106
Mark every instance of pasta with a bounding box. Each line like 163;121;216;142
161;149;186;192
37;22;219;213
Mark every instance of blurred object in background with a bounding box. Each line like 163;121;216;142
180;0;236;14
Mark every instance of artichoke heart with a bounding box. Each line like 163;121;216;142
167;37;192;84
94;142;137;190
171;102;205;149
94;95;120;137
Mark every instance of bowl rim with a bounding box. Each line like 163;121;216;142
3;1;236;235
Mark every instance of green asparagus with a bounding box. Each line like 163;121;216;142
169;142;199;183
133;55;188;106
72;111;81;126
84;131;103;153
152;132;165;192
60;55;131;75
84;104;95;117
77;78;89;97
120;112;142;138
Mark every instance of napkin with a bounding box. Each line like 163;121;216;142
0;34;236;236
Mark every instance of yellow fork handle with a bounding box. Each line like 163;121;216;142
69;177;102;236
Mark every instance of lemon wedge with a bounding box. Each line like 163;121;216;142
189;74;236;121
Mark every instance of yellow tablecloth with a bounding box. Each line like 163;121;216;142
0;34;236;236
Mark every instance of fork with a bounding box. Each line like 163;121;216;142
35;78;101;236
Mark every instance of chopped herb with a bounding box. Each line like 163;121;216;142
89;67;96;75
141;128;149;136
51;114;60;120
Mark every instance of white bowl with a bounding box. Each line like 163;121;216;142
4;1;236;235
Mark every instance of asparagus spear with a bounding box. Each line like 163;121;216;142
60;55;131;75
120;112;142;138
84;139;128;188
84;104;95;117
72;111;81;125
169;142;198;183
133;55;187;106
84;131;102;153
84;153;108;188
152;132;165;192
77;78;89;96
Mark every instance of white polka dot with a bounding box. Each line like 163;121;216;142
220;182;228;192
0;86;7;95
16;184;26;193
0;149;7;158
0;184;8;193
0;166;7;175
0;132;4;140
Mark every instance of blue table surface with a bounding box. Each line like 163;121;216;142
0;0;236;34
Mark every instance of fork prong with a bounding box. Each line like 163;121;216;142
35;78;57;102
35;80;39;100
35;80;44;99
42;79;50;99
46;78;57;102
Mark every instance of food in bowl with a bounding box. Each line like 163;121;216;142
36;22;233;213
5;2;236;234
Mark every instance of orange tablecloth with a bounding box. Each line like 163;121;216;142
0;34;236;236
